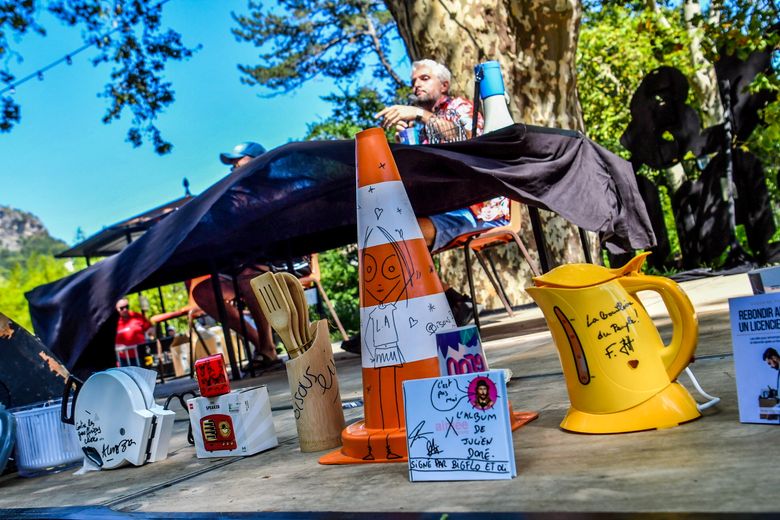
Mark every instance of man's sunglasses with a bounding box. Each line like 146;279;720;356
118;305;129;311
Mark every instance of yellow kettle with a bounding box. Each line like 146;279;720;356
525;253;701;433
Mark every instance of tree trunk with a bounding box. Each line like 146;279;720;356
385;0;594;310
682;0;723;128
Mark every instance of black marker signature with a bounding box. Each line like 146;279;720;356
426;438;443;456
408;420;433;449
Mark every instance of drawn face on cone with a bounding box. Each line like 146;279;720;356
361;226;413;306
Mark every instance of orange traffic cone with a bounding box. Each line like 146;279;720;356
319;128;455;464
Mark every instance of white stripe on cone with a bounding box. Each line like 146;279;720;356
360;292;455;368
357;181;424;249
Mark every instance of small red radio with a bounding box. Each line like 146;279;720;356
194;353;230;397
200;414;237;452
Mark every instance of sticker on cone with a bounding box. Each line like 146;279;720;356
320;127;452;465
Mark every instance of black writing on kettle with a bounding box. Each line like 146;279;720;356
604;335;636;359
586;300;635;327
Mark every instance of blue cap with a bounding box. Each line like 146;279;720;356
475;61;505;99
219;141;267;165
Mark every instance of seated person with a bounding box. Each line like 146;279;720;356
190;270;279;370
376;59;509;321
188;142;308;371
115;297;154;366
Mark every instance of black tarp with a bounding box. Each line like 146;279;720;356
26;125;655;375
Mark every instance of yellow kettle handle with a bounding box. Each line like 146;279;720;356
618;275;698;380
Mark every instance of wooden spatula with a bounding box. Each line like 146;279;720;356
274;272;304;349
277;272;311;347
249;272;301;359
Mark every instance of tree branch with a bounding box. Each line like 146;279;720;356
361;5;405;88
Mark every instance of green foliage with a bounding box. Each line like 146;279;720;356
657;183;681;263
130;282;191;334
233;0;408;140
0;0;198;154
0;253;78;331
305;86;401;140
700;0;780;61
577;5;696;157
702;0;780;227
579;1;780;267
233;0;405;94
0;233;67;272
745;76;780;229
317;245;359;337
0;225;189;333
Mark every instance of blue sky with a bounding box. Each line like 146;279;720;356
0;1;409;244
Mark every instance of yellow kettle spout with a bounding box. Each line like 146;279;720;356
609;251;651;277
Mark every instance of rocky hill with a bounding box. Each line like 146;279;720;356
0;206;67;271
0;206;50;251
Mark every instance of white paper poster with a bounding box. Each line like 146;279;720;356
728;293;780;424
402;370;516;481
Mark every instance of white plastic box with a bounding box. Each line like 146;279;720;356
186;386;277;458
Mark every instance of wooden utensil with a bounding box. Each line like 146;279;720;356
273;272;304;349
285;319;345;452
277;272;311;347
249;272;301;359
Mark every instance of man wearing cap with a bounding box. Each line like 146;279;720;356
189;141;284;371
220;141;267;170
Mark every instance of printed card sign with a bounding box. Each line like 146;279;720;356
436;325;489;377
728;293;780;424
402;370;516;481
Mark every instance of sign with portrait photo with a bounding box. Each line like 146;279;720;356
402;370;516;482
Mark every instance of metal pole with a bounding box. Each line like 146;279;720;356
210;271;242;380
124;233;145;306
528;207;551;272
578;228;593;264
232;273;255;378
157;286;167;314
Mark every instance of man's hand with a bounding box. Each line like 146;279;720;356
393;121;409;142
376;105;421;130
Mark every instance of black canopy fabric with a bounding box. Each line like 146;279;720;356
26;125;654;374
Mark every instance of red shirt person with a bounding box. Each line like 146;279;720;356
115;298;154;363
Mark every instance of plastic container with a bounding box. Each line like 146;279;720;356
11;399;83;477
399;126;420;145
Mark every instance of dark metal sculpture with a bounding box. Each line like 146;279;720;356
621;49;776;269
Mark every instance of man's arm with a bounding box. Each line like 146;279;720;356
141;316;156;340
375;105;433;129
376;104;462;142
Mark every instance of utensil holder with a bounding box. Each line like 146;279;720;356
285;319;345;452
